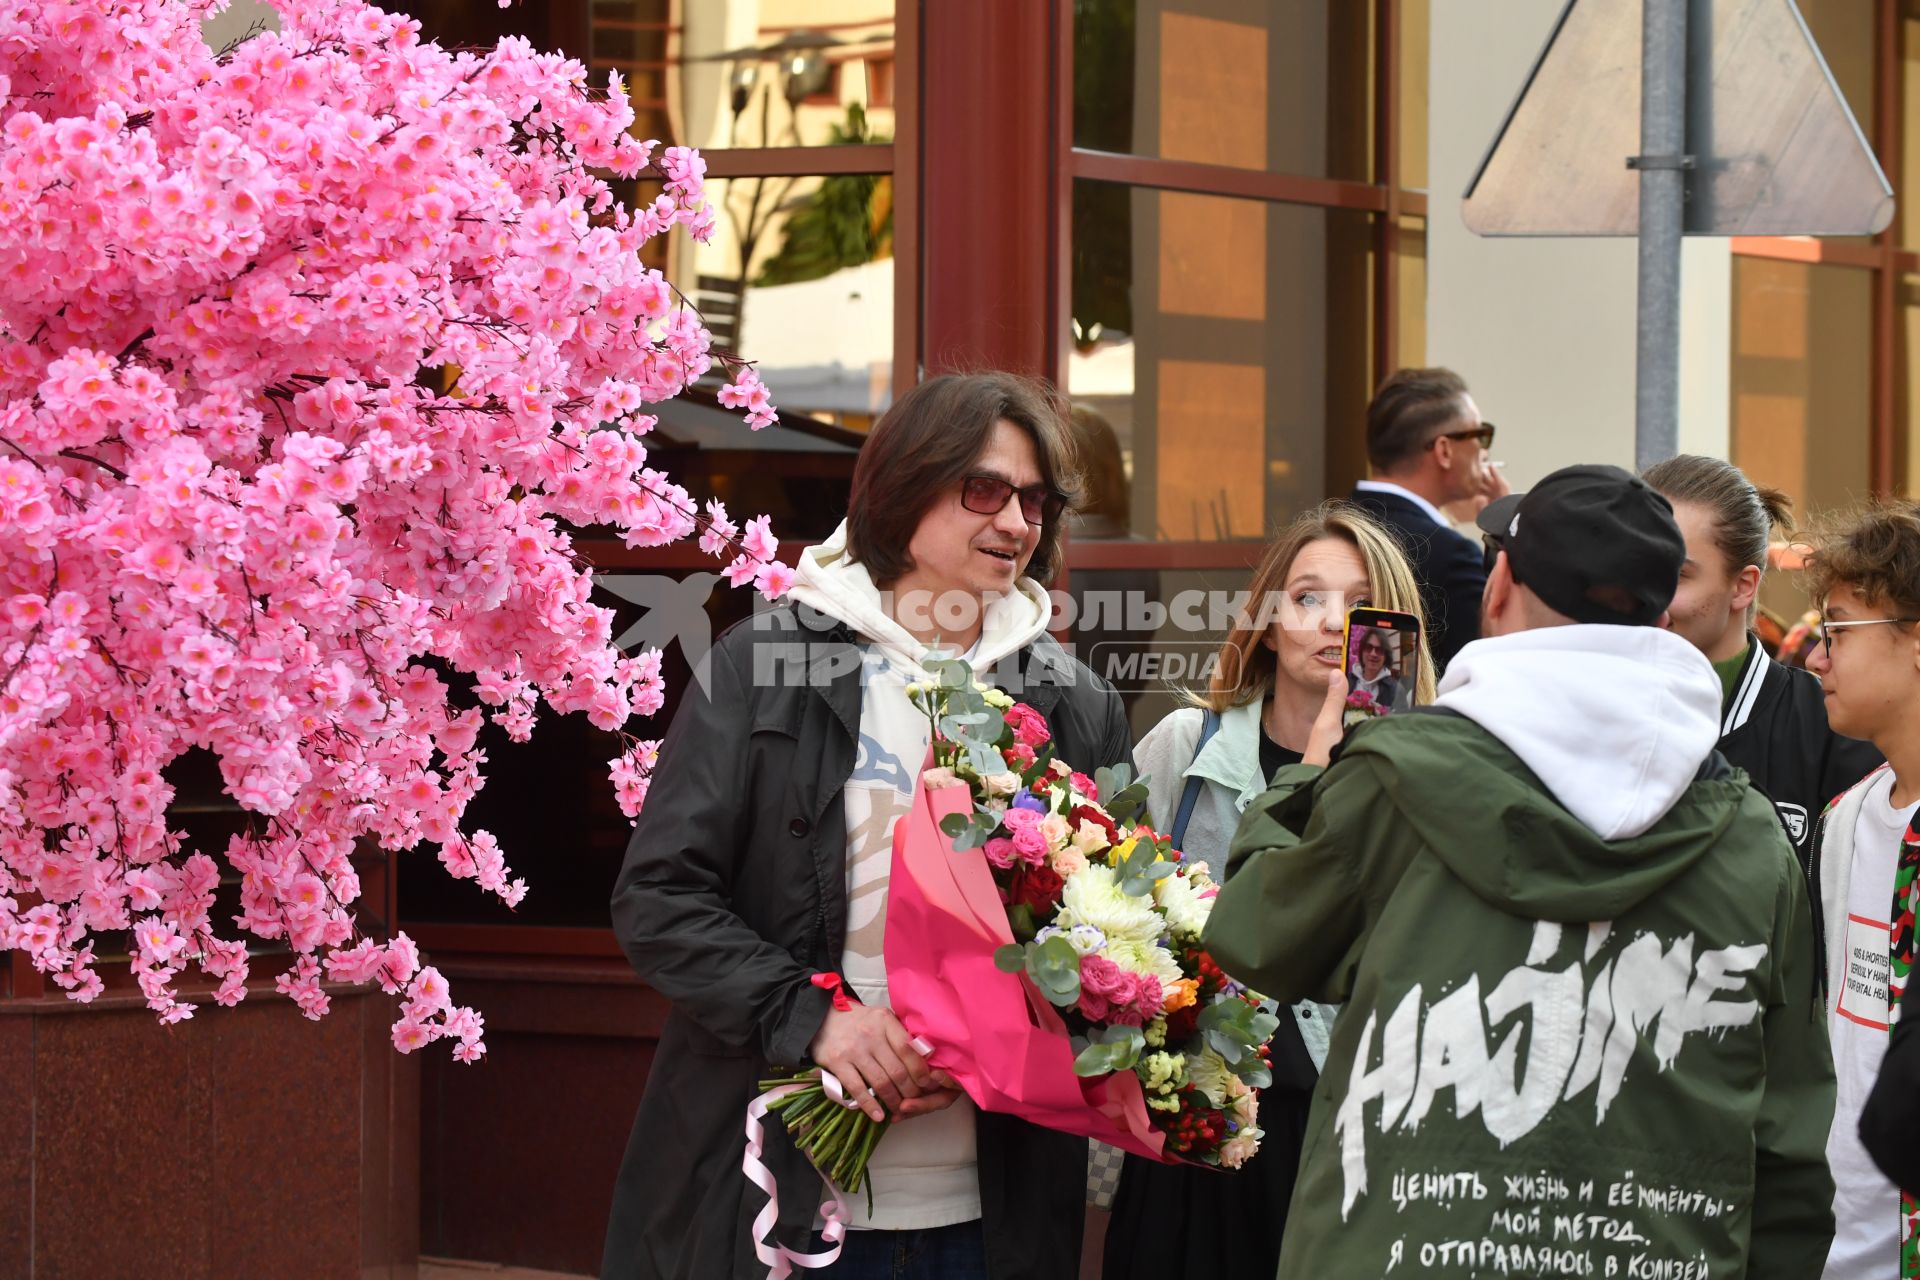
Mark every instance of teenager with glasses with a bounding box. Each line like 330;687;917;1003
1643;455;1881;865
1348;367;1510;672
1803;503;1920;1280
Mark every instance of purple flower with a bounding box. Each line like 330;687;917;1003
1011;790;1048;813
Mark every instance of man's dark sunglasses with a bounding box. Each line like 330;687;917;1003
960;474;1066;526
1436;423;1496;450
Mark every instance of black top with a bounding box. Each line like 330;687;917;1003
1259;730;1305;787
1859;977;1919;1193
1717;637;1882;864
1347;486;1487;671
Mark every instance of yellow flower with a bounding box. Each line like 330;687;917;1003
1106;836;1136;867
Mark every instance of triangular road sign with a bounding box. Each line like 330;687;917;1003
1464;0;1893;236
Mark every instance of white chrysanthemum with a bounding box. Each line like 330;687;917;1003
979;687;1014;709
1153;870;1212;939
1104;937;1184;987
1054;864;1162;947
1185;1047;1234;1109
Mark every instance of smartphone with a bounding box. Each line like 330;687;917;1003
1342;608;1422;722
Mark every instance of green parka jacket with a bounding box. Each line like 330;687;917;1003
1206;709;1836;1280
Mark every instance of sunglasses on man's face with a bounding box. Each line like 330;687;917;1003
960;474;1066;527
1436;423;1496;451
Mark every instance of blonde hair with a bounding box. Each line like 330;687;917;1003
1199;502;1438;712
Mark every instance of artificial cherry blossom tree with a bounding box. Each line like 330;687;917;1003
0;0;788;1059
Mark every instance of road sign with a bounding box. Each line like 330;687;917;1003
1464;0;1893;237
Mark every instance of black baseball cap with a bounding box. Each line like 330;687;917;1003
1475;464;1685;626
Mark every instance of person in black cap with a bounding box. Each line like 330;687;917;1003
1204;462;1836;1280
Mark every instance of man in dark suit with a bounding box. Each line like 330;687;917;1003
1347;367;1508;671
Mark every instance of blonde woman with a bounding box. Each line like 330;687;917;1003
1102;503;1435;1280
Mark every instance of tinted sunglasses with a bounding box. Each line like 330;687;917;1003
1436;423;1496;450
960;474;1066;527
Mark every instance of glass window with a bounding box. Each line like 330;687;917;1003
1068;180;1374;540
594;0;896;151
1902;274;1920;496
1731;256;1872;621
670;172;896;426
1799;0;1875;138
1395;215;1427;369
1396;0;1429;191
1073;0;1374;182
1903;16;1920;249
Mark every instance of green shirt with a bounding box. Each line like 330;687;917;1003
1712;641;1750;708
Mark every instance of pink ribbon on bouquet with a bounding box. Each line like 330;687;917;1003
742;1073;855;1279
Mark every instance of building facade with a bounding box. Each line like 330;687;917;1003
25;2;1912;1276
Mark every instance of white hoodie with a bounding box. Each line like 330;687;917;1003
785;521;1052;1231
1434;625;1722;841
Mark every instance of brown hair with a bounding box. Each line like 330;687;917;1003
1642;454;1792;583
1366;366;1472;473
846;372;1083;585
1200;503;1437;712
1804;501;1920;618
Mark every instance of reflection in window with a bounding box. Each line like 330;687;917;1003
1073;0;1372;182
594;0;895;151
1069;181;1373;541
1731;257;1871;619
669;169;895;429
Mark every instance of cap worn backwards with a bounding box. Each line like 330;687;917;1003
1475;464;1686;626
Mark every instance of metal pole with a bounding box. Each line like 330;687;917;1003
1634;0;1688;469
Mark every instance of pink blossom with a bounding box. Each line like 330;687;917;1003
0;0;779;1061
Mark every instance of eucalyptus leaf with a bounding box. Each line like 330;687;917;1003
993;944;1026;974
938;813;972;838
949;823;990;851
1072;1041;1121;1076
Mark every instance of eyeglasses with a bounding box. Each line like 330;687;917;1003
1435;423;1496;451
1481;535;1504;575
959;474;1066;527
1820;616;1920;658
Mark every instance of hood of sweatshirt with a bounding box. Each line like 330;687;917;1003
1338;626;1750;922
1432;624;1722;841
785;520;1052;676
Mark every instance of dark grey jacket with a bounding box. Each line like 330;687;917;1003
600;601;1134;1280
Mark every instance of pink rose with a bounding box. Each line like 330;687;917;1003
984;837;1019;869
1010;826;1049;865
1076;953;1140;1023
1001;808;1043;835
1069;771;1098;799
1003;703;1052;749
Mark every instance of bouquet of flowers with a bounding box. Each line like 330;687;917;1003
1343;687;1386;728
756;658;1277;1214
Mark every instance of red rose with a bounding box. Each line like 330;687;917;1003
1068;804;1119;847
1009;863;1065;913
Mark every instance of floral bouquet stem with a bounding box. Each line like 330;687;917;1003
758;1071;889;1215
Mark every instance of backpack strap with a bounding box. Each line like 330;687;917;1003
1168;710;1223;850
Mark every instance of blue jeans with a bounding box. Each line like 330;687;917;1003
813;1221;989;1280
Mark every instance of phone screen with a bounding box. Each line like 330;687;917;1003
1342;608;1421;724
